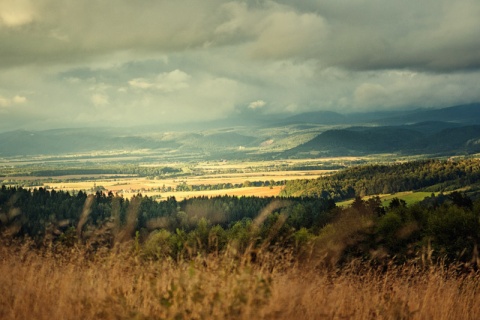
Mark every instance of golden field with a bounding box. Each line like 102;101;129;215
34;169;329;200
1;242;478;320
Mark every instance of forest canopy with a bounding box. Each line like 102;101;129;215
280;159;480;201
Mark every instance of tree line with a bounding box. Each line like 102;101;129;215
1;183;479;266
0;185;334;248
1;165;183;178
280;159;480;201
175;180;285;192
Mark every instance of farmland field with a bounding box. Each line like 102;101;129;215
20;169;326;200
1;156;342;200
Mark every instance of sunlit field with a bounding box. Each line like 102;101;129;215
2;164;332;200
146;186;284;201
38;172;321;200
337;191;442;207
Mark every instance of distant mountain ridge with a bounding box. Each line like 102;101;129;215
290;126;421;155
1;103;479;158
0;129;179;156
289;124;480;156
278;103;480;126
375;103;480;125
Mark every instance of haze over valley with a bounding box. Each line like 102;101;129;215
1;102;479;161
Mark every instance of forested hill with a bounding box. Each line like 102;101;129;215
288;125;480;156
280;159;480;200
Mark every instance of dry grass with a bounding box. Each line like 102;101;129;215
0;242;479;320
269;263;480;320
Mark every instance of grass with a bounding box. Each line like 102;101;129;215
378;192;439;206
337;191;440;207
0;241;479;320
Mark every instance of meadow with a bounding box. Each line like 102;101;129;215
2;157;479;319
1;240;479;320
337;191;440;207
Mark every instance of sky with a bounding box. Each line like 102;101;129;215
1;0;480;131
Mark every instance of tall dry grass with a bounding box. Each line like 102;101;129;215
0;241;479;320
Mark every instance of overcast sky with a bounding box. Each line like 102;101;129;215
1;0;480;131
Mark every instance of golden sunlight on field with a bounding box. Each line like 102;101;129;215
44;170;327;200
142;186;283;201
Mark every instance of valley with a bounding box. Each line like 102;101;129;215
0;156;351;200
1;103;480;161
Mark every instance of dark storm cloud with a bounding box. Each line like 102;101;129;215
270;0;480;72
0;0;479;130
1;0;480;73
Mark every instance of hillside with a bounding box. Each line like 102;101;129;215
289;126;422;155
1;103;479;159
288;124;480;156
375;103;480;125
413;125;480;153
280;159;480;200
0;129;179;157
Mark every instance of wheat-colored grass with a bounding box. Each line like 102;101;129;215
1;241;478;320
267;263;480;320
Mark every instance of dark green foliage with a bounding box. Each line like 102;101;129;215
389;197;407;210
25;165;182;178
361;195;480;264
175;180;285;192
281;159;480;201
0;185;334;248
1;179;480;266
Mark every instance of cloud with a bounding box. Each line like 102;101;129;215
91;93;109;107
0;0;480;130
250;10;328;60
12;95;27;104
0;96;9;107
0;94;27;107
248;100;266;109
354;84;388;109
306;0;480;72
128;78;153;90
0;0;479;73
0;0;225;68
129;70;190;92
352;71;480;110
0;0;36;27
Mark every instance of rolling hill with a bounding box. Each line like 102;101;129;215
288;124;480;156
0;103;479;159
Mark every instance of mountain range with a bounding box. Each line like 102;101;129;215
1;103;479;159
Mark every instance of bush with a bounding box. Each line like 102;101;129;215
426;206;479;261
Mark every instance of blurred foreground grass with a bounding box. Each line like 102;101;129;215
0;240;478;320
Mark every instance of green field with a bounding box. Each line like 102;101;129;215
337;191;440;207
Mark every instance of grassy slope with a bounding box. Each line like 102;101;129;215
337;191;440;207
